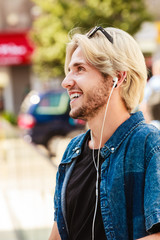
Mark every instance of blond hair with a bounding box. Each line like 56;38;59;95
65;27;147;112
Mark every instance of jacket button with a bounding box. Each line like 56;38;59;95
111;147;114;152
76;149;80;154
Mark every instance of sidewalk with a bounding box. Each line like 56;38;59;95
0;119;57;240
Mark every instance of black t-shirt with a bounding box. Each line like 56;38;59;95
66;137;107;240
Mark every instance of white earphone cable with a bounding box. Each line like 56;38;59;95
91;79;117;240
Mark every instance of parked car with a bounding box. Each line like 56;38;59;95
18;88;85;154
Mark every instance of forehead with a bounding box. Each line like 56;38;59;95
69;46;87;68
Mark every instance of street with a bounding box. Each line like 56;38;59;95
0;126;59;240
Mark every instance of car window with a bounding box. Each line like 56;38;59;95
35;92;69;115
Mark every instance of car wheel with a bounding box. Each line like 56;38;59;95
47;136;69;158
66;129;85;138
47;136;62;156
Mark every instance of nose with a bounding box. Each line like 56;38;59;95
61;72;75;89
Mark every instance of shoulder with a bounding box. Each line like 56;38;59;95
125;121;160;154
123;122;160;171
130;122;160;143
130;122;160;163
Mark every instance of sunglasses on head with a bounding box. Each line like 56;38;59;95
87;26;113;44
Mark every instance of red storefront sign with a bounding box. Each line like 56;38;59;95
0;32;34;65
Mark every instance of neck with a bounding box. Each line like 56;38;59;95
88;95;130;149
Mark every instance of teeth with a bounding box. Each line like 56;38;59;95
70;93;81;100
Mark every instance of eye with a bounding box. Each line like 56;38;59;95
77;66;85;72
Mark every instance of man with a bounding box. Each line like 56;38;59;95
49;26;160;240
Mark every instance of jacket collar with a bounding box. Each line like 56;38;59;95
61;111;145;163
101;111;145;156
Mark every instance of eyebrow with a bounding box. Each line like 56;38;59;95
68;61;87;71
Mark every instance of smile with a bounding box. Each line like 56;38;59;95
69;92;83;103
70;93;81;100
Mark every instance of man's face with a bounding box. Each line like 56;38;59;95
62;47;112;121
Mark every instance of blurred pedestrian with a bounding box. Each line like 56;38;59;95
49;26;160;240
141;75;160;129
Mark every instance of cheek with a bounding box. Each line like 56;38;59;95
74;76;87;89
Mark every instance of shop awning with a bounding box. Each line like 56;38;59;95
0;32;34;65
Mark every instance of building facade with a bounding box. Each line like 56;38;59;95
0;0;35;114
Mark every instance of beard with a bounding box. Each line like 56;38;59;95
69;81;111;121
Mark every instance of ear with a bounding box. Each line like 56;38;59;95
116;71;127;88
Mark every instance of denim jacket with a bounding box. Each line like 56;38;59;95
54;112;160;240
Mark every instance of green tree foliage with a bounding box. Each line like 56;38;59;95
31;0;152;79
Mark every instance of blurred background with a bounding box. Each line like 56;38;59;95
0;0;160;239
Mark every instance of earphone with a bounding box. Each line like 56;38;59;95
91;76;118;240
113;76;118;88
